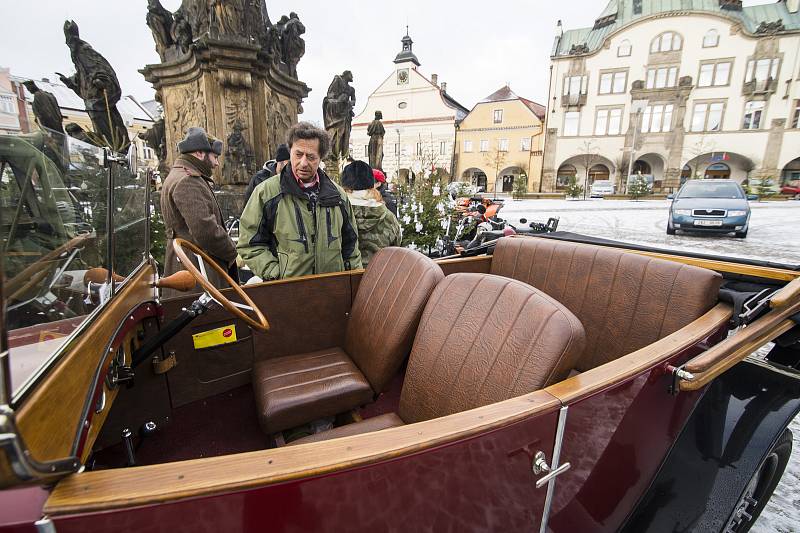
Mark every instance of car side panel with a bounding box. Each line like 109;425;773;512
621;358;800;532
49;410;560;532
547;355;707;531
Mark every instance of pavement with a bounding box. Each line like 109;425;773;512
498;197;800;532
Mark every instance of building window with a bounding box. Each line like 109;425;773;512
650;32;682;53
439;141;446;155
563;75;588;96
745;58;780;82
742;101;765;130
493;109;503;123
394;143;400;155
617;40;632;57
594;107;623;135
479;139;489;152
0;95;14;114
563;111;580;136
703;29;719;48
698;60;732;87
646;66;678;89
464;140;473;153
416;142;422;156
520;137;531;151
791;100;800;129
398;101;407;109
499;139;509;152
599;70;627;95
364;145;369;157
641;104;674;133
690;101;725;132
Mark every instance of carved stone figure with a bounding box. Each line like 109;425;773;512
223;119;254;184
57;20;129;150
212;0;245;39
146;0;175;61
22;81;64;133
367;110;385;170
171;11;193;55
65;123;95;145
323;70;356;160
282;12;305;78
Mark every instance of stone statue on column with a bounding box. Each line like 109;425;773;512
367;110;385;170
281;12;305;78
323;70;355;160
22;81;64;134
146;0;175;61
57;20;130;151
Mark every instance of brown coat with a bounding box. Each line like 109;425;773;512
160;159;237;299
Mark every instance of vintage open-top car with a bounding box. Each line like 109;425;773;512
1;130;799;532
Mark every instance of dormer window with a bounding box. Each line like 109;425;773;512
703;29;719;48
650;32;682;53
617;40;632;57
493;109;503;123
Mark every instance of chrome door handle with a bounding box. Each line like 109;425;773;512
535;462;571;488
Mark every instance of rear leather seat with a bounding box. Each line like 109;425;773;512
490;237;723;372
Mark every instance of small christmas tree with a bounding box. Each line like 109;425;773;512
396;172;454;256
512;176;528;200
628;174;651;200
565;175;584;199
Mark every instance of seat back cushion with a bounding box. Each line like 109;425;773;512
398;273;586;424
490;237;722;371
345;247;445;393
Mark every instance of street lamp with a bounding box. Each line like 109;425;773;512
625;100;648;194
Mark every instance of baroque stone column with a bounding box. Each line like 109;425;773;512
141;0;310;188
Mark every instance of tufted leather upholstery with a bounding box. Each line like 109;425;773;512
490;237;722;371
345;247;445;393
254;247;444;435
398;273;586;424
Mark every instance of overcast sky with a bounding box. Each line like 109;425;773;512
2;0;776;125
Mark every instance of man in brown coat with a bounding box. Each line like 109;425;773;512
160;127;237;298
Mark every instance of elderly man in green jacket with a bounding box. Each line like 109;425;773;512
237;122;362;280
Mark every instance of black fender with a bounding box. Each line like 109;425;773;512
621;357;800;533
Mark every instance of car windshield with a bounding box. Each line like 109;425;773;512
678;182;743;199
593;181;612;187
1;128;148;400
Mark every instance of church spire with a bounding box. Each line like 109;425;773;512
394;30;420;67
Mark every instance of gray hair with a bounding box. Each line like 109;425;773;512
287;122;330;159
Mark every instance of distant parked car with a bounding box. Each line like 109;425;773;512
589;180;615;198
667;179;755;238
781;180;800;198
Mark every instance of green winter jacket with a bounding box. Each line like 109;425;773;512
237;167;363;280
347;191;402;268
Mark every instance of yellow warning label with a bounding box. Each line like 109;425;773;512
192;324;237;349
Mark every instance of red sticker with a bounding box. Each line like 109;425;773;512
223;328;233;338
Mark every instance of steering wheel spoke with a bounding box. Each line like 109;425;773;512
171;238;270;332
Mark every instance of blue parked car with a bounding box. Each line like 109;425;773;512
667;179;755;238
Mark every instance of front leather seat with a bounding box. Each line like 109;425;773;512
290;273;586;445
253;247;444;435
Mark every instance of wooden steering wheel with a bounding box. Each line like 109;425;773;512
172;238;269;332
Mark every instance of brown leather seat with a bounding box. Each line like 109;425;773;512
490;236;722;371
288;272;586;443
254;247;444;434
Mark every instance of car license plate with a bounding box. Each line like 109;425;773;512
694;220;723;227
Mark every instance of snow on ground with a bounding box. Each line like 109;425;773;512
499;198;800;532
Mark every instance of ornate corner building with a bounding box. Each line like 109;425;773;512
543;0;800;193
